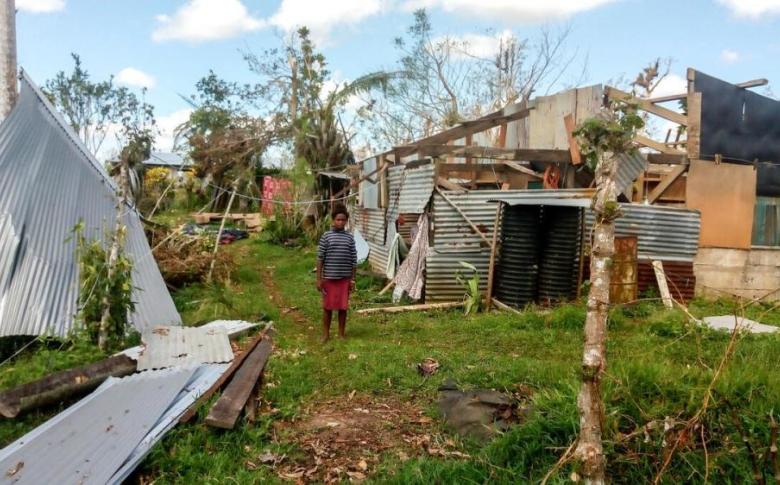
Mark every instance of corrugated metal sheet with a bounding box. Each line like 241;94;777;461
433;189;592;252
426;250;489;302
361;208;386;245
108;364;229;484
616;152;648;197
752;196;780;246
585;204;701;262
360;158;379;209
397;164;435;213
121;320;257;361
0;367;196;485
0;72;180;336
136;325;233;371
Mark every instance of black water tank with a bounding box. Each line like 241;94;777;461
494;205;541;308
538;206;582;303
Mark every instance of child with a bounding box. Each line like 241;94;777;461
316;204;357;342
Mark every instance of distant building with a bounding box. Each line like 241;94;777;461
142;151;193;178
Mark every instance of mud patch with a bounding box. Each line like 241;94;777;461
269;394;460;483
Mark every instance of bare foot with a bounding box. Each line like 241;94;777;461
321;335;330;344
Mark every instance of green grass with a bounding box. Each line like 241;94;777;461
1;237;780;484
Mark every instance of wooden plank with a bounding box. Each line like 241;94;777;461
395;107;533;157
686;92;702;160
409;145;572;163
647;92;687;104
686;159;756;249
652;261;674;309
435;187;494;248
504;161;544;179
563;113;582;165
736;78;768;89
634;134;686;155
436;176;468;193
356;301;463;315
180;325;271;423
485;188;507;310
647;153;687;165
205;335;273;429
646;164;687;203
491;298;521;315
0;355;136;418
606;86;688;126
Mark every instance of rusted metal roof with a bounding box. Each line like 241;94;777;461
136;325;234;371
0;71;180;336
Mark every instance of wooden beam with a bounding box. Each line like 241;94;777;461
491;298;521;315
205;334;273;429
356;301;463;315
687;92;702;160
435;187;494;249
408;145;573;163
647;153;687;165
736;78;768;89
606;86;688;126
332;161;388;201
563;113;583;165
436;176;468;193
647;92;687;104
395;107;533;158
652;261;674;309
646;164;687;204
180;326;271;423
634;135;686;155
504;161;544;179
485;187;507;311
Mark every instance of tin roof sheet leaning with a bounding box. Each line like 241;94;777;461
136;325;234;371
397;164;435;213
0;367;197;485
0;71;181;336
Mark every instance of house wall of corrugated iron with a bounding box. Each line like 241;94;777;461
0;73;181;336
425;189;700;302
397;164;435;213
584;204;701;262
583;258;697;302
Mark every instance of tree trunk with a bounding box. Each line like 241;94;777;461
98;160;128;350
575;152;619;484
0;0;17;122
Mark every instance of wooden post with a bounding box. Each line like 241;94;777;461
207;186;237;283
686;68;702;160
0;0;17;121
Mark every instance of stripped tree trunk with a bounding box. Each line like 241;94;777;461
98;160;129;350
575;151;620;484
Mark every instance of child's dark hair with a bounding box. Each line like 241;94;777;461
331;203;349;219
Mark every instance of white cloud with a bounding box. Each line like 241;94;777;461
721;49;740;63
270;0;385;43
717;0;780;19
648;73;687;98
152;0;265;43
436;29;515;59
115;68;156;89
156;109;193;152
401;0;616;22
17;0;64;13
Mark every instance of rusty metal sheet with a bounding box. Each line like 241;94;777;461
610;237;638;304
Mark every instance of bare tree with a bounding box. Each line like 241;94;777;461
571;105;644;484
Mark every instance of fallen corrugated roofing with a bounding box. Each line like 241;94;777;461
143;151;191;168
108;364;229;484
121;320;256;361
136;325;234;371
0;71;180;336
0;367;196;485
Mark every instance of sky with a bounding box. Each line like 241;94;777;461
13;0;780;159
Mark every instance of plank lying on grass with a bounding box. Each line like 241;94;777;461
356;301;463;315
0;354;137;418
204;333;273;429
179;324;272;423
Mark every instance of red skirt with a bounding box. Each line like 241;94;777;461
322;278;351;310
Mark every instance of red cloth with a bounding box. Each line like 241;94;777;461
321;278;351;310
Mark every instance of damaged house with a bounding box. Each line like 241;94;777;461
352;68;779;307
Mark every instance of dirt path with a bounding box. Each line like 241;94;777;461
259;265;449;483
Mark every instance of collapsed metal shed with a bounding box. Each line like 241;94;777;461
0;71;181;336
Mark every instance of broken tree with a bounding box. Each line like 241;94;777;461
571;104;644;484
